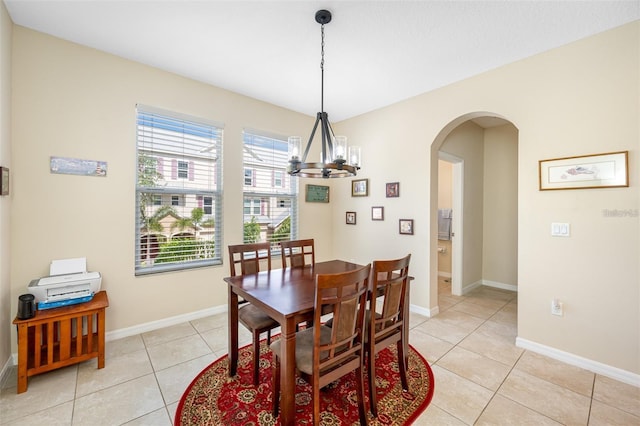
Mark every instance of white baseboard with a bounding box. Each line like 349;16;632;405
482;279;518;292
516;337;640;388
438;271;452;279
0;356;13;388
410;304;436;318
462;279;483;294
106;304;227;342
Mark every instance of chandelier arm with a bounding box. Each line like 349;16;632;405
320;113;334;162
302;113;322;162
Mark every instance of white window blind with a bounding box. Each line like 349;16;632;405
136;105;223;275
242;129;298;248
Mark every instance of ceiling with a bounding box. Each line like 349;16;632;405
4;1;639;122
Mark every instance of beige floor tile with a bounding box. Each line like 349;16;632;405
141;321;197;347
413;404;467;425
2;400;74;426
458;327;523;367
105;334;145;359
463;295;510;311
498;369;591;425
76;349;153;397
200;322;231;352
430;365;494;424
588;399;640;425
409;312;429;328
190;313;227;334
72;374;164;426
592;374;640;417
155;353;217;404
450;300;500;319
417;310;484;344
514;351;595;397
146;333;212;371
476;394;561;425
123;407;172;425
0;365;77;424
409;328;454;363
437;346;512;391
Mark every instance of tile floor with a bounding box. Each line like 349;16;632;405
1;277;639;425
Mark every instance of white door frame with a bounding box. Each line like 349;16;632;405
438;152;464;296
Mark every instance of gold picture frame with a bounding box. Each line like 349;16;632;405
539;151;628;190
351;178;369;197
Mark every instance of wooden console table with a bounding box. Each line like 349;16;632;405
12;290;109;393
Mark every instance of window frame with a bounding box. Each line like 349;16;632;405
135;105;224;275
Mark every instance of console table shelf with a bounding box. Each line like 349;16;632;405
13;291;109;393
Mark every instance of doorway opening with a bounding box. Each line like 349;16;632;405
430;113;519;315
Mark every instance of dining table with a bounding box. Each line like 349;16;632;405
225;259;361;425
224;259;411;426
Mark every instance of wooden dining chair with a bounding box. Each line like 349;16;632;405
367;254;412;417
279;238;315;269
270;264;371;426
228;242;280;386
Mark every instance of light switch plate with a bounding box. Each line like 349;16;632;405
551;222;570;237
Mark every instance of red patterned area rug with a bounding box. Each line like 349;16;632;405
175;338;435;425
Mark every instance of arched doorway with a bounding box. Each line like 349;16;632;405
429;112;519;314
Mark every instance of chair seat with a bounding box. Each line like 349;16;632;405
270;326;333;375
239;304;279;330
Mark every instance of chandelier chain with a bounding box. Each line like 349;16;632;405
320;24;325;113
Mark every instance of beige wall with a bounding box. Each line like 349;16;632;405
483;124;518;287
336;22;639;375
8;27;327;352
0;1;12;373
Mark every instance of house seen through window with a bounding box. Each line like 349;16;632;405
242;130;298;249
135;105;223;275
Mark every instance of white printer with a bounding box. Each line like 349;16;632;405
28;257;102;309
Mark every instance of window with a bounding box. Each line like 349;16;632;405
244;168;254;186
177;161;189;179
242;130;297;247
136;105;223;275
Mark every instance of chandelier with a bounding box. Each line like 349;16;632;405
287;10;361;179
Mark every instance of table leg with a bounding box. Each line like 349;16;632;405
228;286;239;377
279;317;297;426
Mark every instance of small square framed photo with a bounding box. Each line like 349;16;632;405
371;206;384;221
386;182;399;198
399;219;414;235
351;178;369;197
346;211;357;225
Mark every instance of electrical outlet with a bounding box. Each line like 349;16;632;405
551;299;563;316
